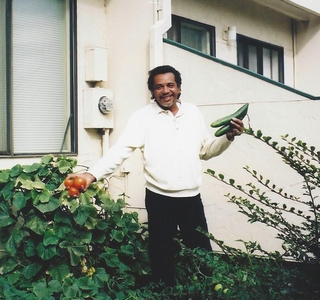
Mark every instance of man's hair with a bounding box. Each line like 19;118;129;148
147;65;182;99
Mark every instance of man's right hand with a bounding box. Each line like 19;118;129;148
65;173;96;191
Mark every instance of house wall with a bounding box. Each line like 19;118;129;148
172;0;295;87
295;15;320;94
164;43;320;252
2;0;320;253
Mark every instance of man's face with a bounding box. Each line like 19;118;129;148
153;72;181;112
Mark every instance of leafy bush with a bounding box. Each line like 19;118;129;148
0;155;150;299
206;128;320;298
2;127;320;300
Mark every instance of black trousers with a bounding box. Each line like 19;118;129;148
145;189;212;286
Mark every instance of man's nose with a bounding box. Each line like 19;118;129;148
162;86;170;93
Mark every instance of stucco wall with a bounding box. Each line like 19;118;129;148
295;15;320;94
172;0;295;87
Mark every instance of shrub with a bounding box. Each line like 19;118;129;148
206;128;320;298
0;155;150;299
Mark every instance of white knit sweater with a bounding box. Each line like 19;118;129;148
88;101;231;197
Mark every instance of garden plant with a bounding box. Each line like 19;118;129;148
0;127;319;299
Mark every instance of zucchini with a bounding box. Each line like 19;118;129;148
214;124;231;137
210;103;249;128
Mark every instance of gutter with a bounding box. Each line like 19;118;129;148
149;0;171;69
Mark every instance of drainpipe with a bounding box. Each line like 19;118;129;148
150;0;172;69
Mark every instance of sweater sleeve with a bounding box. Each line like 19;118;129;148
197;106;232;160
87;110;145;181
199;135;232;160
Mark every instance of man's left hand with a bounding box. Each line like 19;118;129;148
226;118;244;141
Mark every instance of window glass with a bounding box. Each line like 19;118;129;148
0;1;6;152
271;49;279;81
12;0;68;153
237;35;284;83
167;15;215;56
181;21;210;54
248;45;258;73
0;0;75;155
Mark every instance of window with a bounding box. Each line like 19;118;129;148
237;35;284;83
167;15;215;56
0;0;77;156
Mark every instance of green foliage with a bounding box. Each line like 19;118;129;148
206;128;320;298
2;133;320;300
0;155;150;299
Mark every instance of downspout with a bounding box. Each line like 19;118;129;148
150;0;172;69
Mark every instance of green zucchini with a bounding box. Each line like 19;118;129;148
214;124;231;137
210;103;249;128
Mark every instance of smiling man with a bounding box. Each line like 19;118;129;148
67;65;244;286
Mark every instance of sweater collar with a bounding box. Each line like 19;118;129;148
153;99;182;116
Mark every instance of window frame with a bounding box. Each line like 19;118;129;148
0;0;78;157
167;15;216;57
237;34;284;83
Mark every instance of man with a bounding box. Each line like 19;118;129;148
69;65;244;286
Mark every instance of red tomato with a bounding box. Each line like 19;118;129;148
73;177;87;192
68;186;79;198
64;177;74;189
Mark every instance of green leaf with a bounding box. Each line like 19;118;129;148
23;263;42;279
25;213;48;235
25;239;37;257
32;280;61;298
54;210;72;224
57;159;73;174
32;282;51;299
13;191;27;210
32;175;46;189
111;229;124;242
37;242;57;260
47;264;70;282
44;229;60;246
34;197;60;214
23;163;41;174
16;173;34;190
77;276;98;296
41;154;54;164
93;268;110;285
0;170;10;183
9;164;23;177
59;241;87;266
0;211;15;228
1;258;19;273
48;279;62;293
62;277;80;299
101;252;120;268
1;181;15;201
38;189;52;203
73;205;96;226
7;271;21;285
218;174;224;180
120;244;134;256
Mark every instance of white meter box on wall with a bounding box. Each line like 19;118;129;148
83;88;114;129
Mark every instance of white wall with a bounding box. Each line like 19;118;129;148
295;15;320;94
172;0;295;87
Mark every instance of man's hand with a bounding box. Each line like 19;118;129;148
226;118;244;141
65;173;96;190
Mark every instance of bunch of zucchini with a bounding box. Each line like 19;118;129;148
211;103;249;137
